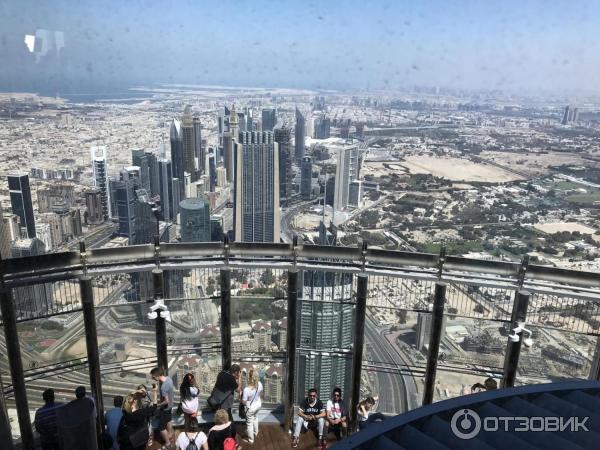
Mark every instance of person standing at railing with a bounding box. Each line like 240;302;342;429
34;388;63;450
208;364;241;422
240;368;263;444
105;395;124;450
180;373;200;429
151;367;176;448
117;391;157;450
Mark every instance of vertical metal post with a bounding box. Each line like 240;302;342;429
590;336;600;381
0;270;34;449
284;268;299;430
153;269;168;372
220;268;232;371
0;369;14;450
80;276;105;435
349;274;368;433
502;290;530;388
422;282;446;406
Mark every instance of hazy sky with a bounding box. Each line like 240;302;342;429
2;0;600;94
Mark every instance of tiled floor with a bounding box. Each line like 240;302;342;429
148;423;342;450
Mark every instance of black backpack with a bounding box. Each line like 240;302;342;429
185;431;200;450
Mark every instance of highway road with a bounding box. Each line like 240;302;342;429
364;316;418;414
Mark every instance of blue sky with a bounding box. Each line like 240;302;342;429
2;0;600;94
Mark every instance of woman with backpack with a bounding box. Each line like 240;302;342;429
175;421;208;450
179;373;200;429
207;409;237;450
240;368;263;444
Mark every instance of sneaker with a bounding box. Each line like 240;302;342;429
291;436;299;448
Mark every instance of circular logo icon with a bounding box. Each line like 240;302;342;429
451;408;481;440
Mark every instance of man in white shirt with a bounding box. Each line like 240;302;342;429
325;387;348;440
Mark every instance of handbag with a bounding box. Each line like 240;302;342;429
128;425;150;448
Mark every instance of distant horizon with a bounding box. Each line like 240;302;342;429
2;0;600;98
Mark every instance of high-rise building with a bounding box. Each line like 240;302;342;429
170;118;185;198
416;312;447;351
182;106;197;182
348;180;363;208
179;198;211;242
216;166;227;188
11;238;53;315
562;106;571;125
295;107;305;162
234;131;280;243
274;125;292;206
91;146;111;220
115;168;140;243
207;150;217;192
172;178;181;220
8;172;36;238
210;215;224;242
298;221;353;403
145;150;160;197
332;144;359;212
158;159;176;222
131;149;151;193
0;203;12;259
314;116;331;139
222;132;234;183
37;183;75;213
261;108;277;131
301;156;312;200
193;116;204;175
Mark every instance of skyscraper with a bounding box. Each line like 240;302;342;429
298;221;353;403
207;149;217;192
222;132;234;183
314;115;331;139
85;189;104;225
8;173;36;238
0;203;12;259
170;118;185;198
332;143;359;212
115;168;140;243
158;158;176;222
262;108;277;131
193;116;204;175
234;131;280;243
562;106;570;125
274;125;292;206
348;180;363;208
131;149;151;193
11;238;54;315
182;106;197;182
179;198;211;242
145;150;160;197
295;107;305;162
91;146;111;220
301;156;312;200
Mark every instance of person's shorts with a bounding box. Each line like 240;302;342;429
159;409;172;430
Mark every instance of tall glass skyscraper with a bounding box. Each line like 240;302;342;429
179;198;211;242
158;159;175;222
300;156;312;200
274;125;292;206
262;108;277;131
91;146;111;220
8;172;36;239
170;118;185;198
298;221;353;402
182;106;197;182
234;131;280;243
295;107;305;162
332;143;359;212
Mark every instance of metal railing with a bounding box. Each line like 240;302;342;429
1;240;600;449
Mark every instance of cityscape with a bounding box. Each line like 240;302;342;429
1;1;600;448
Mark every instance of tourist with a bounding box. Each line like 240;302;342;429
118;391;157;450
357;396;385;430
34;388;63;450
209;364;241;421
175;420;208;450
325;387;348;440
241;368;263;444
292;388;326;449
484;377;498;390
105;395;124;450
180;373;200;429
207;408;237;450
151;367;176;447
